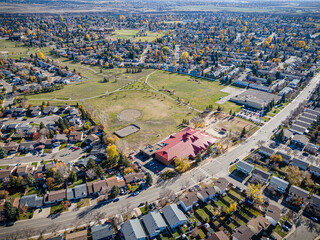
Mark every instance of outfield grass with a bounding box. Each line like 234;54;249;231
148;71;240;113
86;90;196;150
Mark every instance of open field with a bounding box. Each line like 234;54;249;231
148;71;241;113
26;64;154;100
113;29;165;42
0;40;51;59
174;5;274;13
85;90;196;150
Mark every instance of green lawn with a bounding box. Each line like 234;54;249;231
196;208;210;222
68;178;84;188
59;143;68;150
25;186;37;196
139;206;150;215
17;210;34;220
148;71;241;113
8;192;23;200
50;204;68;214
0;39;51;59
131;183;141;192
77;198;90;208
113;29;165;42
31;162;38;167
86;90;196;150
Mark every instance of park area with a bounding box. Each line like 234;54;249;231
148;71;241;113
112;29;165;42
85;90;196;150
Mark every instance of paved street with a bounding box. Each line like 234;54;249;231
0;79;13;107
0;73;319;238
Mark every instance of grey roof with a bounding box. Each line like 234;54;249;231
294;121;310;128
252;168;271;181
121;219;146;240
310;165;320;174
269;176;289;190
237;160;254;173
162;204;187;228
289;124;305;134
292;135;309;145
259;146;274;155
67;184;88;200
306;108;320;116
297;116;315;124
20;194;43;208
53;134;68;141
142;211;167;237
311;194;320;206
289;185;309;199
302;113;318;120
46;235;63;240
292;158;309;170
275;151;292;163
91;223;113;240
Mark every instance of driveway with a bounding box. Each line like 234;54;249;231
33;207;51;219
288;214;320;240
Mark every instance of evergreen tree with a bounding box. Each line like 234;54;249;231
4;202;17;221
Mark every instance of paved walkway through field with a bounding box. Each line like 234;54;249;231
216;86;246;104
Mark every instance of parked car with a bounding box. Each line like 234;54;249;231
113;198;119;202
311;216;318;222
181;186;187;190
235;186;242;191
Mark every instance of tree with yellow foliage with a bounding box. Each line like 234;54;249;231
37;51;45;60
296;41;306;48
246;183;263;204
106;144;118;160
85;34;90;41
124;167;134;175
180;51;190;63
120;15;126;20
175;158;191;173
228;202;237;214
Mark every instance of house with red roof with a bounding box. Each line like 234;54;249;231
155;127;217;165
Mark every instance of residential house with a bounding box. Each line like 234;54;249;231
19;194;43;208
121;219;147;240
268;176;289;193
65;229;87;240
91;223;114;240
52;134;68;144
16;164;30;177
214;177;229;194
29;106;42;117
292;158;309;171
307;194;320;217
162;204;187;230
87;180;108;195
44;189;66;205
19;141;35;153
106;176;126;188
0;166;16;180
86;134;100;146
251;168;271;184
124;172;144;184
236;160;254;175
275;151;292;165
287;185;309;207
282;129;293;142
291;135;309;148
206;231;229;240
67;184;88;201
309;165;320;177
305;143;319;155
3;141;20;153
265;205;281;226
77;156;97;168
232;225;254;240
247;216;270;235
43;106;58;115
289;124;306;135
68;131;83;143
142;211;167;239
91;144;107;158
180;193;198;212
259;146;274;157
46;236;63;240
197;186;216;202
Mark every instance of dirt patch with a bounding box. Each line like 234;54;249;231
117;109;142;121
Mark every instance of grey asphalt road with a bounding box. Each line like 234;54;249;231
0;73;319;239
0;79;13;107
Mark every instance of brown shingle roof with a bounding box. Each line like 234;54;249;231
45;189;66;202
86;180;107;195
265;205;281;223
180;193;197;208
66;229;87;240
124;172;144;183
206;231;229;240
106;176;125;188
248;216;270;233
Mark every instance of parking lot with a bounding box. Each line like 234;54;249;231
236;109;261;123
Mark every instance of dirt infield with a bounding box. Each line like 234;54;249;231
117;109;142;121
114;124;141;138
